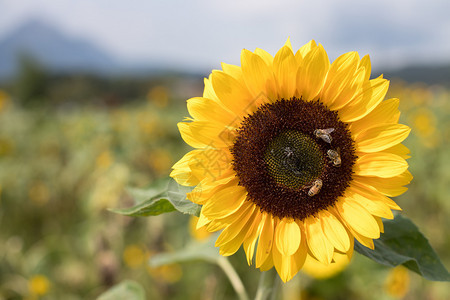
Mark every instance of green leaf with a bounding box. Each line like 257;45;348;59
149;235;220;267
355;214;450;281
97;280;145;300
166;178;202;216
109;197;177;217
109;178;201;217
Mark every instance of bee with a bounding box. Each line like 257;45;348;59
327;149;341;167
314;128;335;144
308;179;323;197
283;146;294;158
282;147;304;176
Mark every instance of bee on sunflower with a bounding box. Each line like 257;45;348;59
170;39;412;282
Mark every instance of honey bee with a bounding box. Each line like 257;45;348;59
282;147;304;176
327;149;341;167
307;179;323;197
314;128;335;144
283;146;294;158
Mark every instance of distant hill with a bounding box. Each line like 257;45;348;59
1;19;449;86
0;19;120;78
383;65;450;87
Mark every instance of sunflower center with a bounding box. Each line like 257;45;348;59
231;98;357;220
264;130;324;189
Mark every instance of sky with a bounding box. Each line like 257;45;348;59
1;0;450;72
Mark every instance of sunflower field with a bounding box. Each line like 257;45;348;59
0;74;449;299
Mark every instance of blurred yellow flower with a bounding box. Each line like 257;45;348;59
138;111;157;135
147;85;169;108
123;244;147;268
111;108;130;133
28;275;50;296
301;252;350;279
148;264;183;283
385;266;410;298
29;181;50;206
189;216;212;241
0;89;9;112
89;164;130;211
96;150;113;170
0;138;14;156
148;149;172;175
411;109;436;137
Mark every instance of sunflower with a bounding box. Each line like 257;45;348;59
171;39;412;282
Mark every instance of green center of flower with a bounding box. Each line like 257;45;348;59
264;130;324;190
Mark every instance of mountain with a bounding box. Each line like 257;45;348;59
383;65;450;87
0;19;119;78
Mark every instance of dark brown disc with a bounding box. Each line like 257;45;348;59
230;98;357;220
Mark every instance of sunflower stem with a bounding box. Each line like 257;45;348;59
255;268;279;300
217;257;249;300
270;273;281;300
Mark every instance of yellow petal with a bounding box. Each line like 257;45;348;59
349;98;400;136
297;40;317;58
339;77;389;122
290;228;308;277
296;44;330;101
294;48;304;66
275;218;301;256
375;216;384;233
354;153;408;178
243;211;264;265
259;252;274;271
192;121;235;148
170;150;203;186
320;52;360;108
272;240;294;283
335;197;380;239
304;216;334;264
211;70;255;119
178;121;233;149
206;201;252;232
188;172;236;205
196;211;211;229
346;234;355;260
328;65;366;110
380;143;411;159
203;75;220;102
351;178;404;209
188;148;234;183
359;54;372;81
346;186;394;219
283;37;294;53
346;224;374;250
216;204;256;246
319;210;351;252
255;214;275;268
241;49;277;101
221;62;243;82
353;170;412;197
355;124;411;153
254;48;274;67
219;209;258;256
177;122;204;149
202;185;247;218
187;97;235;126
273;45;298;98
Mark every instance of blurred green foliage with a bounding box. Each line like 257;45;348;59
0;74;448;299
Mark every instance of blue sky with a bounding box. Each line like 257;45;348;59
1;0;449;72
